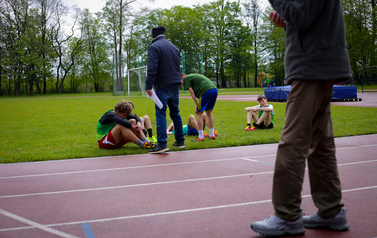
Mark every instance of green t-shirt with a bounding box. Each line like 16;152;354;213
183;74;217;98
256;104;275;124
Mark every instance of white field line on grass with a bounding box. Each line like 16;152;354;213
1;185;377;233
1;143;376;180
1;158;377;199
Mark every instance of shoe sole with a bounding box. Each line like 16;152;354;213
173;145;185;149
149;148;170;154
251;225;305;237
304;222;349;231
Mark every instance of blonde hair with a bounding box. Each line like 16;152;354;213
114;100;132;114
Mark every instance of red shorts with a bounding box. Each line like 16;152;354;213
98;130;129;149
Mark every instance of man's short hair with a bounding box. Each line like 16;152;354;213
114;100;132;114
257;94;266;102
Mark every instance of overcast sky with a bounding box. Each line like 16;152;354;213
65;0;215;14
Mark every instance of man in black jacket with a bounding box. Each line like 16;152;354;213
145;25;185;154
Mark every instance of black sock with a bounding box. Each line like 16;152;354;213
247;123;251;127
143;129;147;137
147;128;153;137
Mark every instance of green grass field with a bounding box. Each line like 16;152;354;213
1;89;377;163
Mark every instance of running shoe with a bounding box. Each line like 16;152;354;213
303;208;349;231
148;136;157;143
251;214;305;237
149;144;169;154
143;142;155;149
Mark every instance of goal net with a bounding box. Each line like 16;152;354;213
127;66;147;97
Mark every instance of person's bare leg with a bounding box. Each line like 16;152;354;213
202;113;208;127
206;110;214;129
142;115;152;129
111;124;140;144
196;112;205;139
188;114;199;130
139;117;145;129
256;111;271;126
196;112;204;131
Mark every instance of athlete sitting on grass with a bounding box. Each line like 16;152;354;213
167;114;216;138
97;100;155;149
128;102;157;143
244;94;275;131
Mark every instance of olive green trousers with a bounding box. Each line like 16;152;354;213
272;79;344;221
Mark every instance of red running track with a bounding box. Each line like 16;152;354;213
0;134;377;238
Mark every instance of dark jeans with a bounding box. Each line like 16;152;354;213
155;86;184;146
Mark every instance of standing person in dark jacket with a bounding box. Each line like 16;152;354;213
145;25;185;154
251;1;351;237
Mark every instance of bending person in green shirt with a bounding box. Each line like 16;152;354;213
181;73;218;141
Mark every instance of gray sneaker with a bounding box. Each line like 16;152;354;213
251;215;305;237
303;208;349;231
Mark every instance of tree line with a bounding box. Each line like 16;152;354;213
0;0;376;96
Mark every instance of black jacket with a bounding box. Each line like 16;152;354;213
145;35;181;90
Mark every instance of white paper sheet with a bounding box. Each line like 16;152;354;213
150;89;163;109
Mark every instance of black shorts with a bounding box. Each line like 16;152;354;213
254;122;273;129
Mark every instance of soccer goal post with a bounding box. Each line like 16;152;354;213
127;65;147;97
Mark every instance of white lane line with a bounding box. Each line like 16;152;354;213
1;143;375;180
1;185;376;232
0;155;276;180
0;171;273;199
0;208;79;237
338;159;377;166
1;158;377;199
337;144;377;150
241;158;275;165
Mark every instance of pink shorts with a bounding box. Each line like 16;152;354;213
98;130;129;149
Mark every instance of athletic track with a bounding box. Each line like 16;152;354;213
1;93;376;238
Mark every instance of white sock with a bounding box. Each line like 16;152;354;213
210;128;215;137
198;130;204;139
